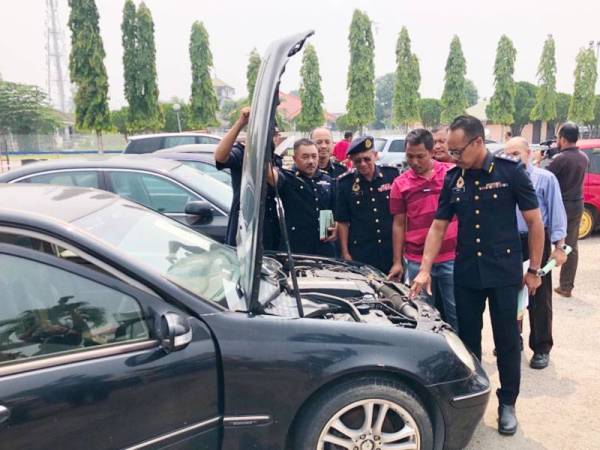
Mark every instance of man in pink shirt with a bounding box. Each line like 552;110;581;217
388;128;459;330
333;131;353;164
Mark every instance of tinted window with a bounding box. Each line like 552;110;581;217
164;136;196;148
108;171;198;213
26;171;100;188
374;138;387;152
589;149;600;174
181;161;232;186
0;254;149;364
125;137;163;154
196;136;220;144
388;139;406;153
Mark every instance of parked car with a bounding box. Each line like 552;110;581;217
155;143;218;154
374;135;407;167
0;156;231;242
154;150;232;186
577;139;600;238
0;32;489;450
123;132;221;154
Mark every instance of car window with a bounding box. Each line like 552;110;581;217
374;138;387;152
164;136;196;148
108;171;198;213
26;171;100;188
196;136;220;144
125;137;163;154
181;161;232;186
589;149;600;174
388;139;406;153
0;253;149;364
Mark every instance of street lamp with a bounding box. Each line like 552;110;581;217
173;103;182;133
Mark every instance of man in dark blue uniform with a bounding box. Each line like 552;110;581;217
410;116;544;435
335;136;399;273
214;107;281;249
312;127;348;178
268;138;337;256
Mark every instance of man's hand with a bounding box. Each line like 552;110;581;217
387;262;404;281
321;226;338;242
523;272;542;295
237;106;250;127
550;248;568;267
341;251;352;261
409;270;432;299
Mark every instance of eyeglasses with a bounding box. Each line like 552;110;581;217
352;156;373;164
448;137;478;158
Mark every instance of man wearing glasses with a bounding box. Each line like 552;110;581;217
335;136;399;273
410;115;545;436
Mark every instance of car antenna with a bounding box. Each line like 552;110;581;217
270;162;304;318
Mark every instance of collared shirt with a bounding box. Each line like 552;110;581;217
517;165;567;243
546;146;589;202
435;151;539;288
389;160;458;263
321;159;348;178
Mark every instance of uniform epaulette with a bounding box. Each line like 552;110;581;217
494;152;520;163
319;169;328;174
338;169;356;180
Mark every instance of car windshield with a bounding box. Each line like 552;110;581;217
374;138;387;152
73;201;244;310
169;163;233;207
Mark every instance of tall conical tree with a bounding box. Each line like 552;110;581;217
68;0;111;150
441;36;468;123
297;44;325;132
530;35;557;123
568;46;598;124
393;27;421;127
189;21;218;128
246;48;261;102
487;35;517;127
121;0;137;125
133;2;162;130
346;10;375;130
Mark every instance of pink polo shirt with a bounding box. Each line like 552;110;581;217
389;160;458;263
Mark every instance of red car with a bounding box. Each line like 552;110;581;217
578;139;600;238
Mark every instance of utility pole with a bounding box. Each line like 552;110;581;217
46;0;71;112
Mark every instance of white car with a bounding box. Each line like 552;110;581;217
124;132;221;154
374;135;407;167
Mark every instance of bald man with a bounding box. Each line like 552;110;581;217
311;127;347;178
504;137;568;370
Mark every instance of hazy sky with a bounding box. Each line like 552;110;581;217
1;0;600;113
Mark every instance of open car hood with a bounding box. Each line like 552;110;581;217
236;31;314;311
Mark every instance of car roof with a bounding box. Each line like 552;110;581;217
154;152;215;163
155;144;217;153
577;139;600;149
128;132;221;141
0;183;120;224
0;155;183;181
375;135;406;140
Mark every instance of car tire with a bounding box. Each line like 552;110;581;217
579;206;596;239
293;376;433;450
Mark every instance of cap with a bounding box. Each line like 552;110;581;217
347;136;375;156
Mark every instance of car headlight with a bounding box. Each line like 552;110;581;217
444;331;476;372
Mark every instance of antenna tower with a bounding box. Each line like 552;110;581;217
46;0;71;112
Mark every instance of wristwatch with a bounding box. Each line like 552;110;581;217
527;267;541;276
555;243;568;252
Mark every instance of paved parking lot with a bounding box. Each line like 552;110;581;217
465;234;600;450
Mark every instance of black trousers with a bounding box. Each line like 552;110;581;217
455;284;521;405
560;200;583;291
521;230;554;354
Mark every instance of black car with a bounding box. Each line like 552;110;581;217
0;155;231;242
0;32;489;450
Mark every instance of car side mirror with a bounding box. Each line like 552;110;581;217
184;200;214;224
159;312;192;353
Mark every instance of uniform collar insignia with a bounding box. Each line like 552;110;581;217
482;151;494;173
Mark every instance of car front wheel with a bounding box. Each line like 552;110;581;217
579;206;596;239
294;377;433;450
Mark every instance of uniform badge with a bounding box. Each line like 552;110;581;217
352;178;360;192
365;138;372;149
456;176;464;189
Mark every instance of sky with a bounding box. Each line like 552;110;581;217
1;0;600;113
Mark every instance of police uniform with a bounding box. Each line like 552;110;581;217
321;159;348;178
335;136;399;273
435;150;539;406
276;168;336;257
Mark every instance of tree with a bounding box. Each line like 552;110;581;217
530;35;557;123
111;106;130;137
393;27;420;127
189;21;219;128
161;99;193;132
556;92;572;124
441;36;468;124
335;113;358;132
346;10;375;130
68;0;111;150
568;46;598;124
246;48;261;102
121;0;136;126
511;81;537;135
464;79;478;107
297;44;325;131
487;35;517;128
419;98;442;128
374;73;394;129
592;95;600;137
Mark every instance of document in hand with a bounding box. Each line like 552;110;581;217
319;209;334;239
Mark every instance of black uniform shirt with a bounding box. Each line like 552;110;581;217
435;151;539;288
321;159;348;178
277;168;336;256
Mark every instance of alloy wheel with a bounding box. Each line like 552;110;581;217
579;208;594;239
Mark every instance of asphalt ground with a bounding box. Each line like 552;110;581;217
465;234;600;450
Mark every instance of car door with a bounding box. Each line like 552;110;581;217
105;170;228;242
0;243;221;450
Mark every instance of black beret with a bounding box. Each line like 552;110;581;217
347;135;375;156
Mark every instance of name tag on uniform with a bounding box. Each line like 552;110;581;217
317;180;330;186
479;182;508;191
377;183;392;192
